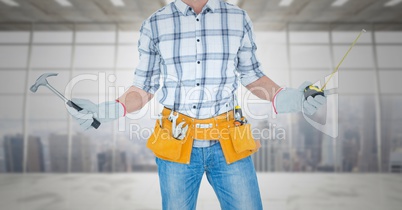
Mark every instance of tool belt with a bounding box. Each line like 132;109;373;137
146;107;261;164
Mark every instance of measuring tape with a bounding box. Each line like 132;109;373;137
304;29;367;99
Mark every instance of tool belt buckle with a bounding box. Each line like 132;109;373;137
196;123;213;129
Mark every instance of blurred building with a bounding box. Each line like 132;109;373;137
3;134;44;172
319;135;342;172
361;98;378;172
342;128;360;172
3;134;24;172
48;134;69;173
98;149;127;172
253;120;270;172
26;135;45;172
294;115;324;171
389;149;402;173
252;120;287;172
0;138;5;172
71;133;94;172
49;133;94;173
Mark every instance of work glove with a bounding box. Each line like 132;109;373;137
67;99;126;130
273;81;326;115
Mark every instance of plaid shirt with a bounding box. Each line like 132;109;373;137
133;0;265;119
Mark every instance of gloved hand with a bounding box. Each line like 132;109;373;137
273;81;326;115
67;99;126;130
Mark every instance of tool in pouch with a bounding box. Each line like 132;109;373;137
304;29;366;99
234;106;247;126
229;94;258;156
233;95;247;127
168;110;189;140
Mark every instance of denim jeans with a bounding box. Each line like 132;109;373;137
156;142;263;210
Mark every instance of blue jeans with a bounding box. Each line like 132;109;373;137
156;142;263;210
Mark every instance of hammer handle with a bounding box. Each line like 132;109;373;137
67;100;83;111
66;100;101;129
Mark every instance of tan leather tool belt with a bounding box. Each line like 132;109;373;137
146;107;261;164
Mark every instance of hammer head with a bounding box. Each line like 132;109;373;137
30;73;58;93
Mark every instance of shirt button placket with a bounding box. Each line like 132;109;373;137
195;14;202;87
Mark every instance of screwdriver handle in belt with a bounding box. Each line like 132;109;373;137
234;106;244;126
234;106;242;120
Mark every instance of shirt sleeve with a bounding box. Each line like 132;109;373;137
236;11;265;87
133;20;161;94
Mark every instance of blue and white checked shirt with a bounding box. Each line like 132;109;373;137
133;0;265;120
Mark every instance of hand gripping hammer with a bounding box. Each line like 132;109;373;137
30;73;101;129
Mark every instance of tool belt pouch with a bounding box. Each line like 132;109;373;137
146;120;184;161
219;123;258;164
229;124;256;153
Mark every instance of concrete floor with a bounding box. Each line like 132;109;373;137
0;173;401;210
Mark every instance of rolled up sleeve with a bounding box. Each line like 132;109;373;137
133;20;161;94
236;12;265;87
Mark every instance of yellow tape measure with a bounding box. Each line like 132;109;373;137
304;29;366;99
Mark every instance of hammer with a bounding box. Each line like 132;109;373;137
30;73;101;129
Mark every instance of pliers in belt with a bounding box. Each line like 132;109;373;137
168;111;189;140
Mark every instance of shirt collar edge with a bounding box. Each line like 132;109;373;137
174;0;220;15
